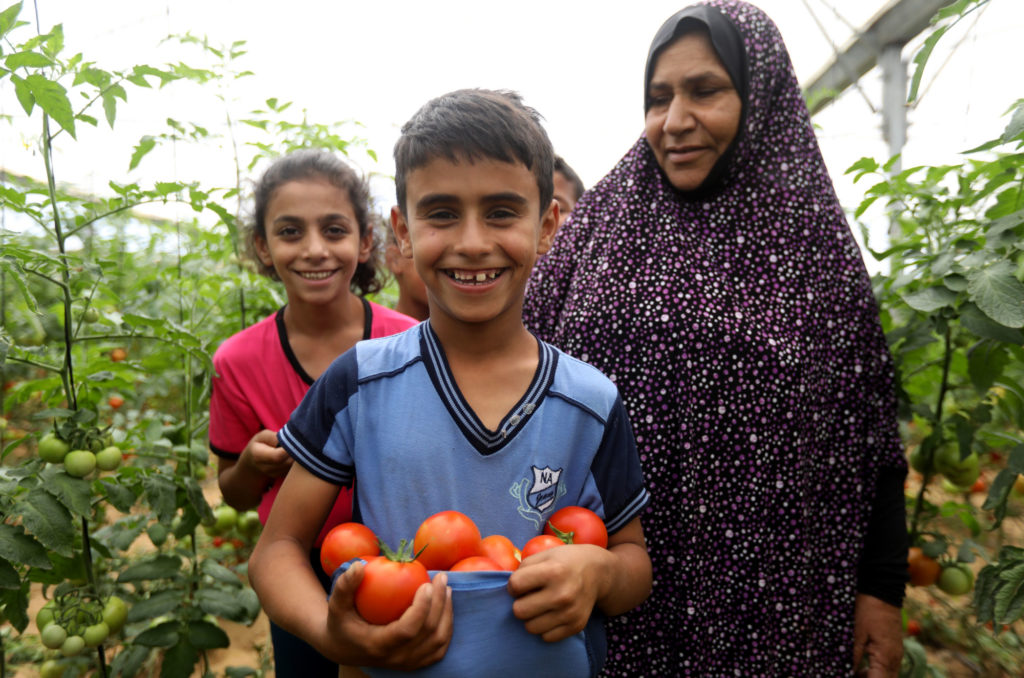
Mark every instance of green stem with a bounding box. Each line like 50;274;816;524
39;113;78;410
910;324;953;538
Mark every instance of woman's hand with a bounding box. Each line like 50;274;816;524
852;593;903;677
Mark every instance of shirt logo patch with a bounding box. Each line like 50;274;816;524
510;466;566;529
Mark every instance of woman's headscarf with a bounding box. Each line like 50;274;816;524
523;1;905;675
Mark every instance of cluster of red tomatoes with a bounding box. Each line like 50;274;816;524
319;506;608;625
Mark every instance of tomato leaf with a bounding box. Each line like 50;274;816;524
97;478;137;513
4;51;53;69
143;474;177;522
983;469;1015;528
0;524;51;569
195;588;247;621
200;559;242;587
0;3;25;39
9;73;34;115
118;554;183;582
109;645;150;677
161;638;199;678
0;586;29;633
188;620;229;650
967;261;1024;328
0;558;19;589
183;477;214;525
960;303;1024;344
133;623;180;649
903;286;957;313
967;342;1009;393
24;73;75;138
44;468;93;516
993;562;1024;624
18;488;74;557
126;590;184;623
129;135;156;171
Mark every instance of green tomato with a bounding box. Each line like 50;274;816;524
908;446;932;474
205;505;238;536
95;446;123;471
82;307;100;323
63;450;97;478
937;564;974;596
101;596;128;633
60;634;85;657
238;510;262;538
39;660;66;678
934;445;980;487
39;434;71;464
148;523;169;547
40;623;68;649
82;620;109;647
36;601;57;631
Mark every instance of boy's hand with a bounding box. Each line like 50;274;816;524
507;544;610;643
325;561;453;668
241;429;293;478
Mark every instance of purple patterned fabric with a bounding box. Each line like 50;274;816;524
523;1;905;675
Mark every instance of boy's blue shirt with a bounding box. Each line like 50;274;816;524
279;321;648;549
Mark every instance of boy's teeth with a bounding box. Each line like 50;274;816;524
451;270;499;282
300;271;332;280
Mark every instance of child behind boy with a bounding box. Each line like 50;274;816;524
249;89;651;676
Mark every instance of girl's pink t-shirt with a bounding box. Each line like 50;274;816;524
209;301;418;545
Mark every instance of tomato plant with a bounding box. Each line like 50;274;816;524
413;510;481;571
320;522;380;576
478;534;521;571
354;540;431;625
521;534;564;559
544;506;608;548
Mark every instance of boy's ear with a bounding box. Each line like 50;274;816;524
390;206;413;258
537;199;560;255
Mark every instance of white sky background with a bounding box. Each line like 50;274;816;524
2;0;1022;262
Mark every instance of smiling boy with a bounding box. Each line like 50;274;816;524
249;89;651;675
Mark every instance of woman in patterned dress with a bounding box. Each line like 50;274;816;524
523;2;908;676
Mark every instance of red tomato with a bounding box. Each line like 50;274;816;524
108;395;125;409
521;534;564;559
906;619;922;636
545;506;608;548
478;534;522;571
414;510;481;571
320;523;380;576
450;556;502;572
354;552;430;625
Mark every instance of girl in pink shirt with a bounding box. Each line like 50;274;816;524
209;149;417;676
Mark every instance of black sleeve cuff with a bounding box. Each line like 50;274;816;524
857;466;909;607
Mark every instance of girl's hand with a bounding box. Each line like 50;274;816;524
241;429;293;478
325;562;453;668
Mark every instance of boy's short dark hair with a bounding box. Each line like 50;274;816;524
553;155;585;202
394;89;554;216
